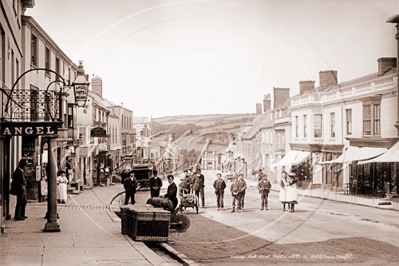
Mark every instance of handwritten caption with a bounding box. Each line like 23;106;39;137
230;253;353;260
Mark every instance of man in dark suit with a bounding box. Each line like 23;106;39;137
162;175;178;210
12;159;29;220
124;171;137;205
192;169;205;208
149;170;163;198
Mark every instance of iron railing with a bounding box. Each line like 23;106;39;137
1;88;61;122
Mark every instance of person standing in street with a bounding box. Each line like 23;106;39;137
193;169;205;208
10;159;29;220
161;175;178;210
237;174;247;210
258;174;272;210
124;171;137;205
57;170;68;204
286;172;299;212
149;170;162;198
213;173;226;210
230;178;240;212
187;169;194;194
258;169;266;183
280;171;288;211
182;170;192;192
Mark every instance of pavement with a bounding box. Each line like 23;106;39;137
0;182;180;266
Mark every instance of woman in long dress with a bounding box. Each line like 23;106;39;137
57;170;68;204
285;172;299;212
279;171;288;211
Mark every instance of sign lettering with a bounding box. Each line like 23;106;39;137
0;122;59;136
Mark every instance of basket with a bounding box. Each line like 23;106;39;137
128;205;171;242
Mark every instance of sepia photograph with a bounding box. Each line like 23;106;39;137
1;0;399;265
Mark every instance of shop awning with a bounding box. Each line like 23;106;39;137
269;150;310;167
319;146;387;164
359;141;399;164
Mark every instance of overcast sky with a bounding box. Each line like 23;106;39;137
26;0;398;118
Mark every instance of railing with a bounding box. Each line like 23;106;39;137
1;88;60;122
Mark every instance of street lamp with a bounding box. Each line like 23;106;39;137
73;61;90;108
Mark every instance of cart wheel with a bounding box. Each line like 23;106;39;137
171;214;190;233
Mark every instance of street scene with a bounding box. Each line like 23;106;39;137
1;0;399;265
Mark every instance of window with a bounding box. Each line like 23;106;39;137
374;104;380;135
330;112;335;138
31;34;37;66
55;57;60;80
303;115;307;138
363;105;372;136
68;106;73;128
45;47;50;74
346;109;352;135
314;114;323;138
79;127;87;145
295;116;299;138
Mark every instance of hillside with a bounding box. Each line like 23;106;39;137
152;113;256;153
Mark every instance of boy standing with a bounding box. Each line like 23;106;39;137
258;175;272;210
230;178;240;212
213;173;226;210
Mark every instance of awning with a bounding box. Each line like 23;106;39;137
359;141;399;164
319;146;387;164
269;150;310;167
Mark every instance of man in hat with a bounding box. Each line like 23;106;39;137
124;171;137;205
213;173;226;210
149;170;162;198
258;174;272;210
237;174;247;210
192;169;205;208
258;169;266;183
230;177;240;212
11;159;29;220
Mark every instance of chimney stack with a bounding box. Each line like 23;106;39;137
91;76;103;98
256;103;262;115
263;94;271;112
377;57;397;76
319;70;338;88
273;87;290;109
299;81;315;95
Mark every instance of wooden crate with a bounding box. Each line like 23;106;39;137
128;205;170;242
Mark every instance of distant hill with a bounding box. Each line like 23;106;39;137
152;113;256;153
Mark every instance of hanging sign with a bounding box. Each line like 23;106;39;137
91;127;106;137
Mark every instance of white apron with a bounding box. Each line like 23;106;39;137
285;182;298;204
279;178;288;203
57;176;68;201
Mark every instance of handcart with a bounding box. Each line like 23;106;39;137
180;193;198;214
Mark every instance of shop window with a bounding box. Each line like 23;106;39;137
314;114;323;138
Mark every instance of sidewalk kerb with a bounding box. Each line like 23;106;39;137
159;242;200;266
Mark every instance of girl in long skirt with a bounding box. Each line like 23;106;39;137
57;170;68;204
286;172;299;212
279;171;288;211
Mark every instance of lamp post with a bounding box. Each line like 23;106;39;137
1;62;90;232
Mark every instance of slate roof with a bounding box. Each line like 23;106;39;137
242;111;274;140
88;91;111;111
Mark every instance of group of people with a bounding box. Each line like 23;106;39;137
121;166;299;213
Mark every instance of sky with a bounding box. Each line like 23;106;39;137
26;0;399;118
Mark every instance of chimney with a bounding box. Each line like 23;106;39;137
256;103;262;115
299;81;315;95
273;87;290;109
263;94;271;112
378;57;397;76
91;76;103;98
319;70;338;88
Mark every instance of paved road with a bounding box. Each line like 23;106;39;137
164;170;399;265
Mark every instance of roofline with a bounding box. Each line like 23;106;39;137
22;16;78;70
